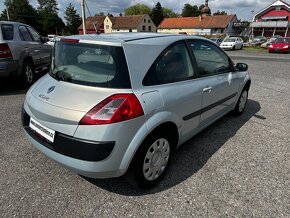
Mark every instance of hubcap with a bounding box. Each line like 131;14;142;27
25;66;33;83
239;90;248;112
143;138;170;181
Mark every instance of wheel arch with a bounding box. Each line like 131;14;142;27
119;113;180;173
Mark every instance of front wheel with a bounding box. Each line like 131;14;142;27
233;89;248;115
132;132;173;189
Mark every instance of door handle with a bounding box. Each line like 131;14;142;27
202;87;212;93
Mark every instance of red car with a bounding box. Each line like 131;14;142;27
268;37;290;53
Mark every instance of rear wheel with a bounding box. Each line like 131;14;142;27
233;89;248;115
132;131;174;189
22;61;35;87
240;45;243;50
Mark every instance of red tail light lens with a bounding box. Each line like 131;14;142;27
79;94;144;125
60;38;79;43
0;43;12;59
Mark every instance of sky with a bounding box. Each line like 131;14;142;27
1;0;289;22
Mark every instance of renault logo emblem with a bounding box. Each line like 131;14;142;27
47;86;55;94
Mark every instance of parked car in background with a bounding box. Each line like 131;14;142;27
220;37;244;50
22;33;251;189
268;37;290;53
260;35;282;48
0;21;51;86
209;38;223;46
253;35;267;44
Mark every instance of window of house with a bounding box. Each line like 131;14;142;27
143;25;146;31
143;41;194;86
129;29;132;32
19;26;33;41
148;26;151;31
188;41;232;77
144;19;146;23
148;20;151;23
106;25;109;29
275;6;281;11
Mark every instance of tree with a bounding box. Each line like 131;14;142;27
182;4;199;17
95;12;105;16
213;10;227;16
151;2;164;26
124;4;151;16
163;8;177;18
0;0;40;30
37;0;64;35
64;3;81;35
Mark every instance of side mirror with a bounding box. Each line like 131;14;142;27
236;63;248;71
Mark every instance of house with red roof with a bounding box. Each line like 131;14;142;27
250;0;290;37
158;15;238;36
78;14;156;34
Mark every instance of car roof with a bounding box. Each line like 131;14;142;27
59;33;207;46
0;21;25;25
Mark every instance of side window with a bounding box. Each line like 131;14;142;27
189;41;231;77
19;26;33;41
143;41;194;86
27;27;41;42
1;24;14;40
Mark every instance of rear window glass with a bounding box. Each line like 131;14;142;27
50;42;131;89
1;24;14;40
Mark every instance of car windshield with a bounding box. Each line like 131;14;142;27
210;38;218;42
49;41;131;88
224;38;236;42
274;38;290;43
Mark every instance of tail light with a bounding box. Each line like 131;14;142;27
0;43;12;59
79;94;144;125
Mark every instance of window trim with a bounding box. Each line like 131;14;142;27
19;25;34;42
186;39;236;78
142;40;196;86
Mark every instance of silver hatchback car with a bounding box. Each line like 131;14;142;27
22;33;251;188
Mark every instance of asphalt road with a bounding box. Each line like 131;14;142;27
0;51;289;217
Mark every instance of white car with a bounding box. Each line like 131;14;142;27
22;33;251;188
220;37;244;50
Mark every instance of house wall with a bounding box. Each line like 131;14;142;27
104;17;113;33
112;29;138;33
257;8;290;21
225;15;238;35
136;14;157;32
158;28;197;35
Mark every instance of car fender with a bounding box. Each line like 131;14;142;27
16;50;34;76
234;71;251;107
119;111;181;172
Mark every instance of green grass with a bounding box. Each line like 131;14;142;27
243;46;268;52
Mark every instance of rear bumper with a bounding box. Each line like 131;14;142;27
21;108;124;178
0;60;19;77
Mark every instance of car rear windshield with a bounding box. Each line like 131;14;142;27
1;24;14;40
224;38;236;42
49;41;131;89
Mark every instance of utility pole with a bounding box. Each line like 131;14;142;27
81;0;86;34
6;6;10;20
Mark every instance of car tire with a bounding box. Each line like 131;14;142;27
232;45;236;50
240;45;243;50
22;60;35;87
131;131;174;189
233;88;248;116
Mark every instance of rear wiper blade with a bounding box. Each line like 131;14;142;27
52;70;72;82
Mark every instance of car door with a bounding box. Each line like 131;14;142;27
141;40;203;143
18;25;41;69
187;40;241;128
26;26;51;71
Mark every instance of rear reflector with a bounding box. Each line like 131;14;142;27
0;43;12;59
60;38;79;43
79;94;144;125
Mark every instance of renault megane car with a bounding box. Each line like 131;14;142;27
22;33;251;188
